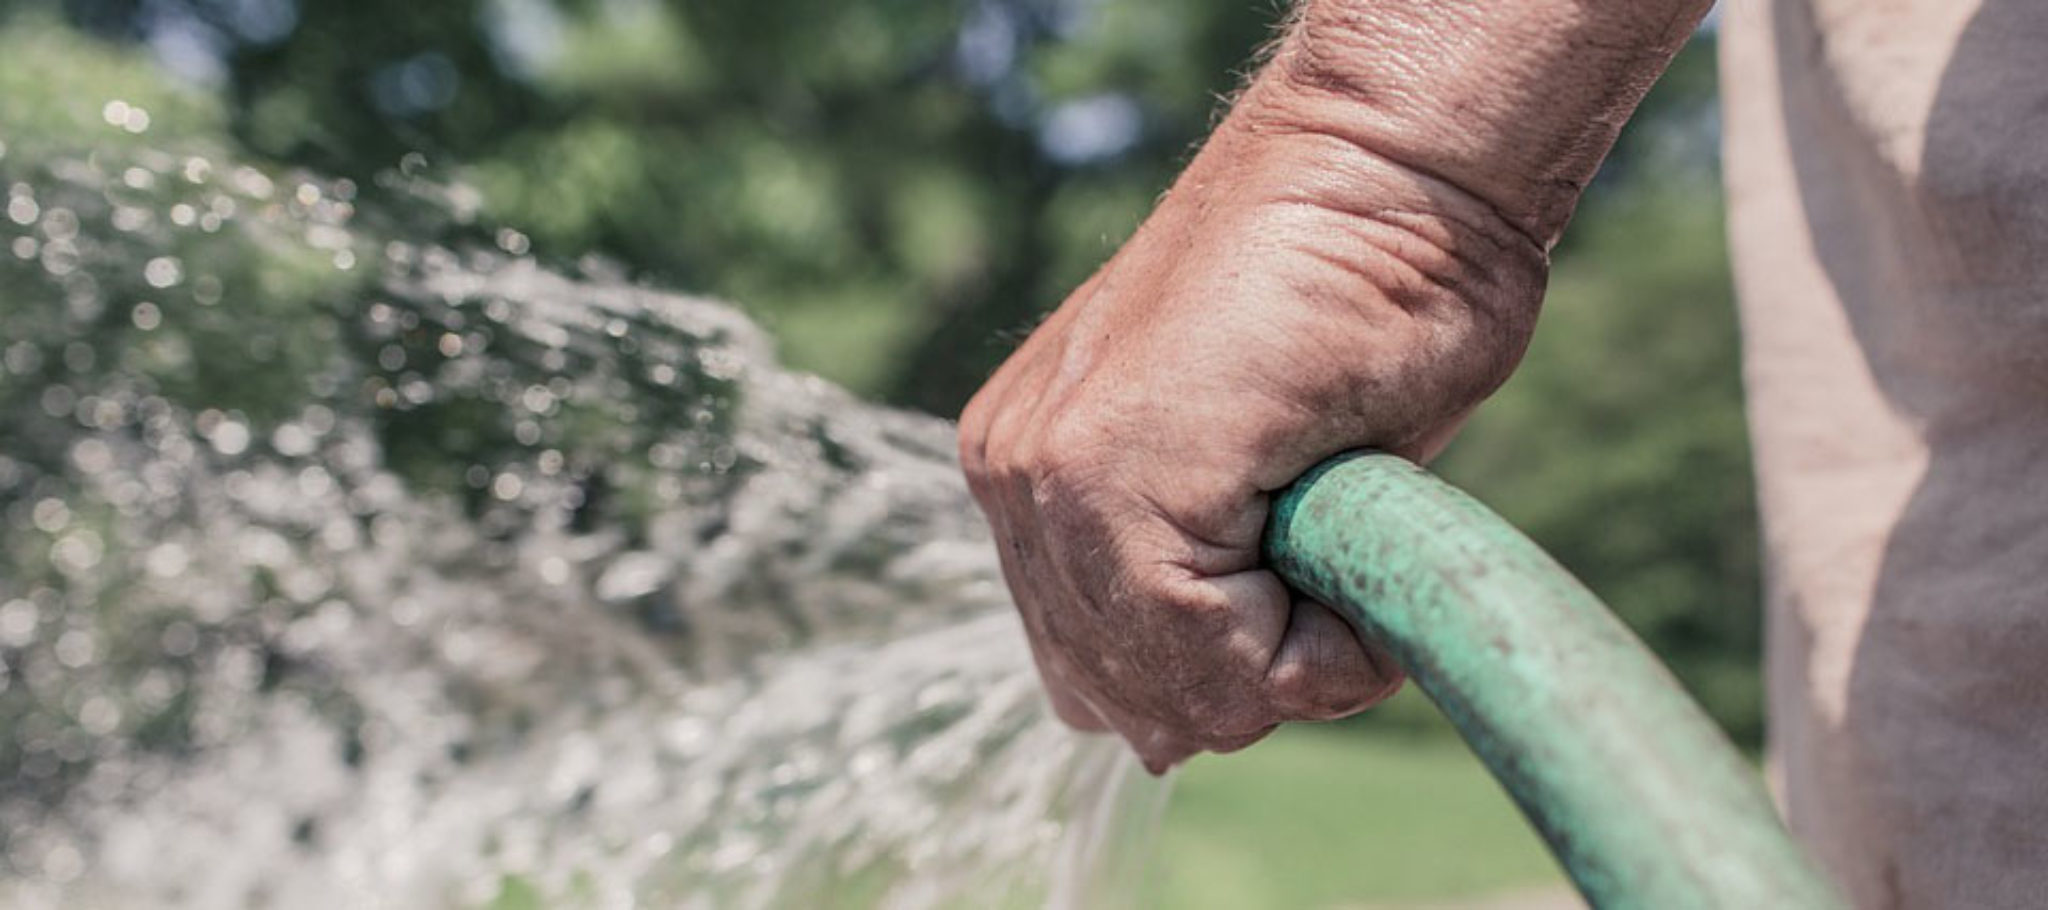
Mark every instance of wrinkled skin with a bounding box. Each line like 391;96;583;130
959;82;1547;772
961;2;1707;772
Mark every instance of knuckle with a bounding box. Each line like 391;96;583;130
975;419;1033;488
957;393;1003;475
1018;434;1110;519
957;424;988;483
1035;408;1105;462
1046;692;1107;732
1266;659;1320;708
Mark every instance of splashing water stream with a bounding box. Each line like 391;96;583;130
0;103;1168;907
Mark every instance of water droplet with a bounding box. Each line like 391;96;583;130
302;404;336;434
297;465;334;498
538;557;570;585
87;399;125;430
6;195;38;226
131;302;162;330
0;599;38;647
73;438;114;471
40;385;77;418
146;543;191;579
491;472;524;501
596;552;670;602
111;206;152;232
39;207;77;241
51;531;105;576
232;167;273;200
495;227;530;256
102;99;132;127
31;498;69;533
39;240;78;276
3;342;41;374
78;697;121;735
143;256;183;289
207;419;251;456
400;378;433;404
520;385;555;414
122;167;155;190
41;843;84;884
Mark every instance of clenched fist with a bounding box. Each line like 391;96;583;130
960;0;1708;772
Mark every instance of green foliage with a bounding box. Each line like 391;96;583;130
0;10;224;150
33;0;1284;411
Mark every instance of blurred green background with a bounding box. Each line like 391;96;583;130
0;0;1751;905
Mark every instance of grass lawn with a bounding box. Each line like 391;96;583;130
1145;715;1567;909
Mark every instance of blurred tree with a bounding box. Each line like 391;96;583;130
22;0;1719;401
20;0;1281;408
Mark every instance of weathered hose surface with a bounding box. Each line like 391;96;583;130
1263;452;1843;910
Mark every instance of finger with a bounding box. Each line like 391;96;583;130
1044;679;1113;733
1122;719;1270;774
1396;405;1478;464
958;292;1083;504
1264;598;1405;721
991;530;1111;735
1184;568;1293;666
976;457;1098;734
1206;724;1279;755
1125;719;1202;776
1125;568;1293;745
1028;646;1113;733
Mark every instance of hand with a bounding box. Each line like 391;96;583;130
958;66;1552;772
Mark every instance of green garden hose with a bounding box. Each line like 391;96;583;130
1263;452;1844;909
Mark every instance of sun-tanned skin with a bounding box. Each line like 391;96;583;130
958;0;1714;773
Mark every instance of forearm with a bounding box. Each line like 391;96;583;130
1094;0;1713;461
1240;0;1714;248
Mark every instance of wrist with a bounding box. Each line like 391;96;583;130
1245;0;1712;246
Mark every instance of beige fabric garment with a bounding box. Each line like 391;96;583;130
1719;0;2048;906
